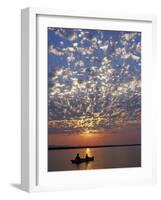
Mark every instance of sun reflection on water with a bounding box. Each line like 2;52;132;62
85;148;92;157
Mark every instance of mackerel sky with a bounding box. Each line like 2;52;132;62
48;27;141;129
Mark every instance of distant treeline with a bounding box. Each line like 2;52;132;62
48;143;141;150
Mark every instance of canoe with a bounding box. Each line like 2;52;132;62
71;156;94;164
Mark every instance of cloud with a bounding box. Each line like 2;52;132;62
65;47;75;53
130;54;140;61
49;45;64;56
101;57;110;65
55;28;78;42
75;60;85;67
121;32;137;41
73;42;78;47
100;44;109;52
48;28;141;126
67;32;78;42
67;54;75;62
115;47;140;61
76;47;94;55
135;42;141;53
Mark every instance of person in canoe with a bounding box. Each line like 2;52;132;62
75;153;81;161
71;153;94;164
85;153;89;159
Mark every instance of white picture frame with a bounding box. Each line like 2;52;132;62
21;7;157;192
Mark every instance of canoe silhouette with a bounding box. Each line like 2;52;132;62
71;156;94;164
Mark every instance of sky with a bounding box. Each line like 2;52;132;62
48;27;141;132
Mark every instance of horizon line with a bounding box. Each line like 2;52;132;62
48;143;141;150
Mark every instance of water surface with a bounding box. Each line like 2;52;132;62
48;145;141;171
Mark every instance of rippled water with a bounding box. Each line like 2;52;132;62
48;146;141;171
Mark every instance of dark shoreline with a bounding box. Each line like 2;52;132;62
48;144;141;150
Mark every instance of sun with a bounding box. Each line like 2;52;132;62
82;129;95;137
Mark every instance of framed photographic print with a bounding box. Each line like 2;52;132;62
21;8;156;192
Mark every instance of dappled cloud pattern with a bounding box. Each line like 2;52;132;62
48;28;141;132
